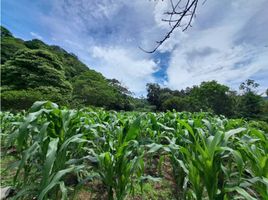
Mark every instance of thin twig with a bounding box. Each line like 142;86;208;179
140;0;200;53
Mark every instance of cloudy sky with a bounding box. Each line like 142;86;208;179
2;0;268;96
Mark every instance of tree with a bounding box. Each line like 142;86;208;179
146;81;235;116
238;80;263;119
72;71;116;107
1;49;72;91
72;71;133;110
146;83;162;110
196;81;233;116
1;26;26;64
0;27;139;111
1;26;13;37
239;79;260;94
162;96;187;111
108;79;132;96
239;92;263;119
1;49;72;110
24;39;89;78
141;0;200;53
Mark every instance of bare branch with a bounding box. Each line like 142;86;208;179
140;0;200;53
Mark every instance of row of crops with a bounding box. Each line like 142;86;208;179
1;101;268;200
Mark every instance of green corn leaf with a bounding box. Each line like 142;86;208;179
146;143;163;153
231;150;244;172
14;142;40;183
59;181;68;200
12;185;38;200
124;117;141;142
29;101;58;112
225;128;246;141
235;187;258;200
40;138;59;189
38;166;82;200
59;134;87;152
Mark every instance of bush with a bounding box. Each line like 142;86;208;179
162;97;187;111
1;87;71;111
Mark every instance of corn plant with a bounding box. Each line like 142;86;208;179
6;101;88;199
0;111;24;149
1;101;268;200
84;116;145;200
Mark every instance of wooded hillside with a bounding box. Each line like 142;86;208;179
1;26;136;111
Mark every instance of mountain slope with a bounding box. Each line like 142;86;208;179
0;26;134;110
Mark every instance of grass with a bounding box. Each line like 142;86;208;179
0;152;17;187
72;180;175;200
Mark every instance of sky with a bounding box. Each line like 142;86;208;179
2;0;268;96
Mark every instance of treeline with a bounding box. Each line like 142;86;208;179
146;80;268;121
1;26;139;111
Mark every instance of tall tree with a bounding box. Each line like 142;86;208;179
146;83;162;110
239;79;260;94
238;80;263;119
196;81;233;116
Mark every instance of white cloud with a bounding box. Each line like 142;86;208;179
91;46;159;95
31;0;268;94
38;0;165;95
167;44;267;88
164;0;268;92
30;32;43;40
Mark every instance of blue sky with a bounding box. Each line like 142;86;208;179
2;0;268;96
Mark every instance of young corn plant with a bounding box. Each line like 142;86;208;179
170;118;249;200
238;128;268;199
1;101;268;200
0;111;24;149
7;101;88;200
86;117;145;200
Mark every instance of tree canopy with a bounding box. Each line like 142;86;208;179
146;80;267;121
0;26;135;111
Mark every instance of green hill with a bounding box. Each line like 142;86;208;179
0;26;136;111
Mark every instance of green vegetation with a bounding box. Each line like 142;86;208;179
146;80;268;121
0;26;136;111
1;101;268;199
1;26;267;122
1;49;72;110
1;27;268;199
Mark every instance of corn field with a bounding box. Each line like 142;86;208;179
1;101;268;200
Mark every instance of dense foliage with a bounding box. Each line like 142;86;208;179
146;80;268;121
1;101;268;199
1;49;73;109
0;26;135;111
